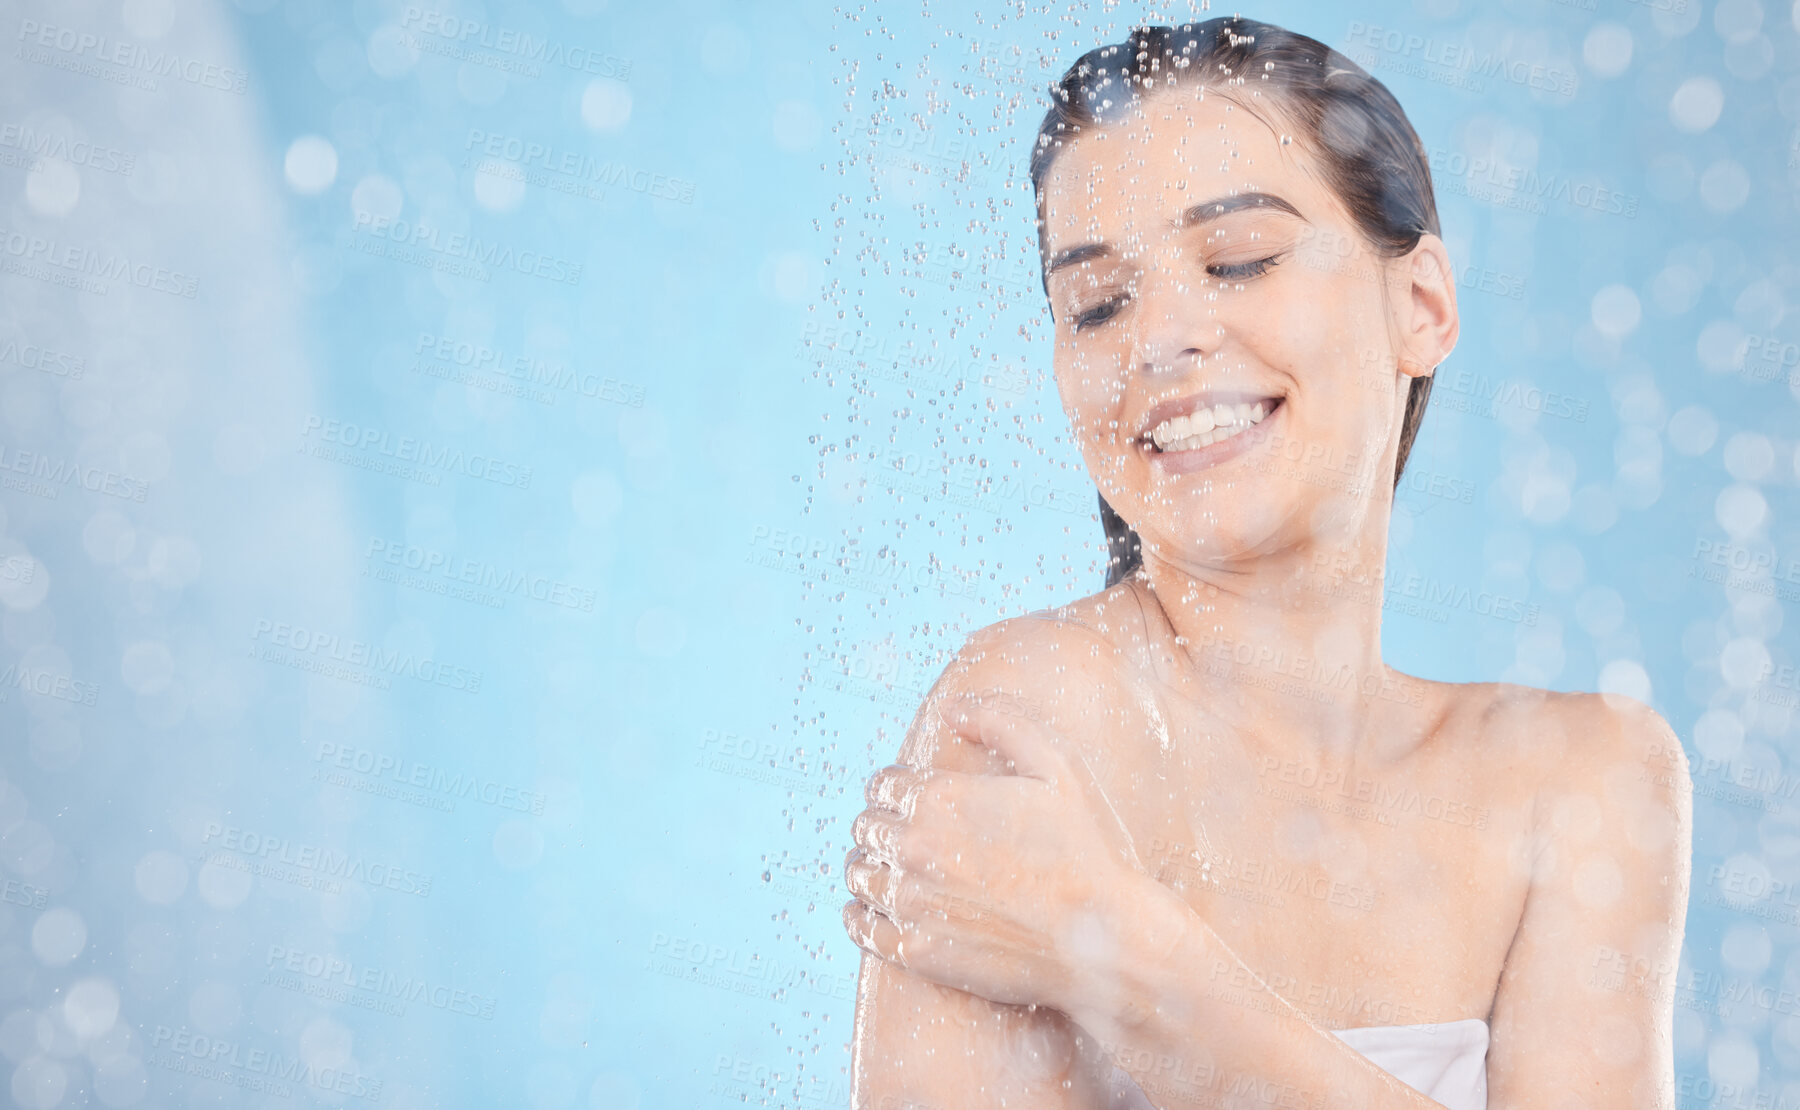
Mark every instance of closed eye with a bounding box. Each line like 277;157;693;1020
1073;296;1128;332
1208;255;1283;281
1068;254;1281;331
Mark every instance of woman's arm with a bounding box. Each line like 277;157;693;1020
848;626;1115;1108
851;890;1115;1110
847;692;1459;1110
1058;875;1471;1109
847;616;1148;1109
845;612;1456;1109
1481;694;1692;1109
1044;693;1691;1110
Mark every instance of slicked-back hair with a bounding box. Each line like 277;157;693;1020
1028;18;1442;588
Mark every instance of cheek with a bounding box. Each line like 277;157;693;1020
1271;277;1391;415
1054;349;1131;439
1272;270;1353;366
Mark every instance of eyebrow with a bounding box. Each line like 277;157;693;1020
1044;192;1306;278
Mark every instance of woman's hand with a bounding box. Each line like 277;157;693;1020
841;693;1155;1020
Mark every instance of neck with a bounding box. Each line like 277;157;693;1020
1125;503;1433;769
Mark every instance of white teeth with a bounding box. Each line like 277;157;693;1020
1149;398;1279;452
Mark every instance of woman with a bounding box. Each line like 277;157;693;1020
841;17;1693;1110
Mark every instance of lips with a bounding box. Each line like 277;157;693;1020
1136;392;1286;453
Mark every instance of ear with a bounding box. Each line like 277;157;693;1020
1394;233;1459;383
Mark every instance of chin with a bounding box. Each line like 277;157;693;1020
1131;503;1291;565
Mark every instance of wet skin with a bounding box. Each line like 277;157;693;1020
843;86;1691;1109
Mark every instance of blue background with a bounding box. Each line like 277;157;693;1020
0;0;1795;1106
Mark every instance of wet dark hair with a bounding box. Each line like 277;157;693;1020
1028;18;1441;588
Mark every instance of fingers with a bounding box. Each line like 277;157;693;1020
842;900;908;969
851;807;906;866
843;846;901;916
864;764;928;816
852;766;1035;873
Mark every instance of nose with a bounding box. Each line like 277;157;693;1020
1130;262;1224;377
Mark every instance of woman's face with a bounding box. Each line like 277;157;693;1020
1039;88;1452;570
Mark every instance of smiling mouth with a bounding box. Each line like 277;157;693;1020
1139;397;1285;453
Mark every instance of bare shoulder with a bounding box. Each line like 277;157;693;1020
1473;682;1687;782
1446;679;1692;852
1560;690;1693;840
896;584;1155;777
958;589;1144;689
